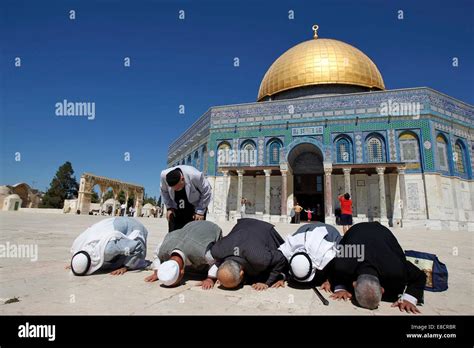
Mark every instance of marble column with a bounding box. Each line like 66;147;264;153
98;185;106;215
280;170;288;222
324;164;334;224
220;170;229;221
112;193;118;216
134;191;143;217
376;166;388;224
397;166;407;220
236;169;244;219
263;169;272;221
124;191;129;216
343;167;352;196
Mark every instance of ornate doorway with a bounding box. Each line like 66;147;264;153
288;143;325;222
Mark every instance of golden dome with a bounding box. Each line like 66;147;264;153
257;27;385;101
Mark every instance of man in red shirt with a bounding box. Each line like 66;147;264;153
338;193;353;234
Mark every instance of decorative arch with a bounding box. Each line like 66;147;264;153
267;138;283;165
217;141;232;167
201;145;208;173
285;137;326;163
193;150;199;169
77;173;144;217
436;133;450;172
398;131;420;169
333;135;353;163
240;139;257;165
454;139;467;175
365;133;386;163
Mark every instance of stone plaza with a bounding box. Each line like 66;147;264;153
0;211;471;315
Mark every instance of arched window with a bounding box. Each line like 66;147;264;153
202;146;208;173
335;137;352;163
241;140;257;166
399;132;420;169
454;141;466;174
193;151;199;169
217;141;231;166
267;139;283;165
436;134;449;171
366;135;385;163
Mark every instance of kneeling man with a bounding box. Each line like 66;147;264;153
145;220;222;289
279;222;341;284
327;222;426;313
211;218;287;290
70;217;149;276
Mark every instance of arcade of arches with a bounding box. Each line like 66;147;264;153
77;173;144;216
211;142;407;226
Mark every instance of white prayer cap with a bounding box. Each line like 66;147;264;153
289;252;315;282
71;251;91;276
158;260;180;286
171;249;186;264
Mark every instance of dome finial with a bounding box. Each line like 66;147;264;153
312;24;319;39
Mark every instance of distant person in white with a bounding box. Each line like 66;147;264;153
240;197;247;217
69;217;149;276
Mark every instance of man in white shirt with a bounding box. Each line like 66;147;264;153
69;217;149;276
279;222;341;285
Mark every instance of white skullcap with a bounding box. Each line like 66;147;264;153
171;249;186;264
158;260;180;286
290;253;315;282
71;251;91;276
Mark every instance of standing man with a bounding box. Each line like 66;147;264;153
293;202;303;224
161;165;212;232
240;197;247;217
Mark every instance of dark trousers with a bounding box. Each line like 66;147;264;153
295;212;301;224
168;208;207;232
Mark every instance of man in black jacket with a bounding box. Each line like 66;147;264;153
210;218;288;291
326;222;426;313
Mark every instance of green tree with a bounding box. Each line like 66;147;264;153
91;190;99;203
41;161;79;208
101;190;134;206
102;190;114;201
143;193;157;206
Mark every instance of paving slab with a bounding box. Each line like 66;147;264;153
0;211;472;315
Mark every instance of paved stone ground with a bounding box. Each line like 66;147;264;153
0;211;472;315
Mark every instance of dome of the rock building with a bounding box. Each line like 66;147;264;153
257;25;385;101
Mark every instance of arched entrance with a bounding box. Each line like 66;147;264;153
288;143;325;222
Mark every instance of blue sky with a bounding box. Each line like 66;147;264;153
1;0;473;198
